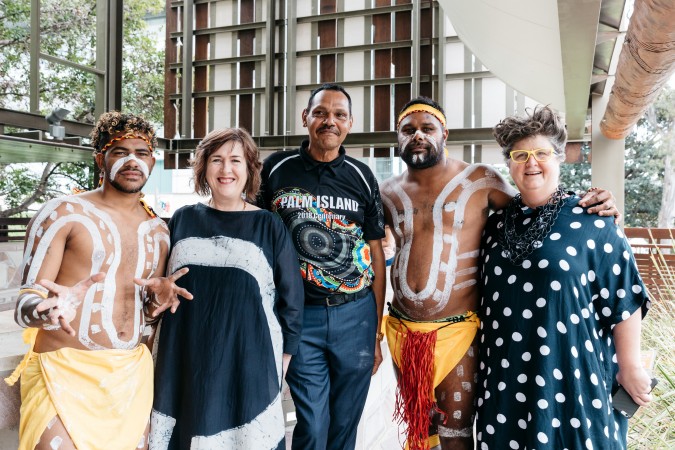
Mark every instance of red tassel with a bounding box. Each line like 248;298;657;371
394;324;437;450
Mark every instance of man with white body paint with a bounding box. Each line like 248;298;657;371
381;97;618;450
5;112;191;450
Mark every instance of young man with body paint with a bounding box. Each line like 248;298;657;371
380;97;618;450
5;112;191;450
258;83;386;450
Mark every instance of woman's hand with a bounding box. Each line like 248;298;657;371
616;366;654;406
135;267;193;317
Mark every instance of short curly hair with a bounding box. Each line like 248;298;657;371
493;106;567;163
90;111;157;153
191;128;262;202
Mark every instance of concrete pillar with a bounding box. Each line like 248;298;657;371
591;86;625;224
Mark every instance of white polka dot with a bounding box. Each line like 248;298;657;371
571;346;578;358
604;426;609;438
623;250;630;260
522;310;533;319
592;399;603;409
494;266;502;275
590;373;599;385
508;275;517;284
570;314;580;324
538;399;549;409
550;233;561;240
602;307;612;317
586;438;594;450
621;310;631;320
538;259;549;268
555;393;566;402
552;418;561;427
503;307;512;317
632;285;643;294
523;218;531;225
553;369;563;380
551;280;561;290
585;340;594;352
613;264;621;275
571;418;581;428
522;259;532;269
501;359;510;368
575;369;581;379
493;292;500;300
480;442;487;450
522;352;531;361
516;392;526;402
485;307;491;316
581;308;590;318
580;273;587;285
498;382;506;391
509;441;518;449
512;332;523;341
588;270;596;282
536;298;546;307
537;327;547;338
594;219;606;228
570;222;581;229
497;414;507;423
604;243;613;253
536;376;546;387
587;239;596;249
540;345;551;355
600;288;610;299
573;287;579;298
559;260;570;271
572;207;584;214
518;419;527;429
486;424;495;434
523;282;533;292
617;289;626;298
495;338;504;347
557;321;567;333
566;246;577;256
537;432;549;444
492;320;499;329
616;228;624;238
517;374;527;383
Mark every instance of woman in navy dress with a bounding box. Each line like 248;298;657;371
150;128;304;450
477;106;653;449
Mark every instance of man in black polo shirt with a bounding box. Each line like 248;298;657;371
258;83;386;450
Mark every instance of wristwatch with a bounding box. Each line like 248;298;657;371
376;332;385;342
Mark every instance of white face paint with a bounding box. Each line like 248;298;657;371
109;154;150;182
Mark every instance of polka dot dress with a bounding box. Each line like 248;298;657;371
477;196;650;450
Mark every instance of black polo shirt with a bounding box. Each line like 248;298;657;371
258;140;385;302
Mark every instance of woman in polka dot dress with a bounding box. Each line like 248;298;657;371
476;106;653;450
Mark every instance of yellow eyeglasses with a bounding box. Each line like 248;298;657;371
509;148;554;163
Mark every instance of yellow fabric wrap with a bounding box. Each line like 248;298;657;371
11;330;153;450
384;313;480;398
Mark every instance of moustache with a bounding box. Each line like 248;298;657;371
317;125;338;134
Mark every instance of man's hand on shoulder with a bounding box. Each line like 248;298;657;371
578;187;622;224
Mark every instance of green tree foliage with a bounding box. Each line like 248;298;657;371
0;0;164;217
559;86;674;227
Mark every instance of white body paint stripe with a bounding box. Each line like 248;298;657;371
387;166;512;315
109;154;150;182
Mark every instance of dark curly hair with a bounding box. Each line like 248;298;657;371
492;106;567;162
191;128;262;202
90;111;157;153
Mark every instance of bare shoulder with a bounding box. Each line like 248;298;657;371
381;173;405;193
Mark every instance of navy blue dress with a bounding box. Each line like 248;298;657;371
477;196;649;450
150;203;304;450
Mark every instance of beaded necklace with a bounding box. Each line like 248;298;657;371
498;185;567;265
